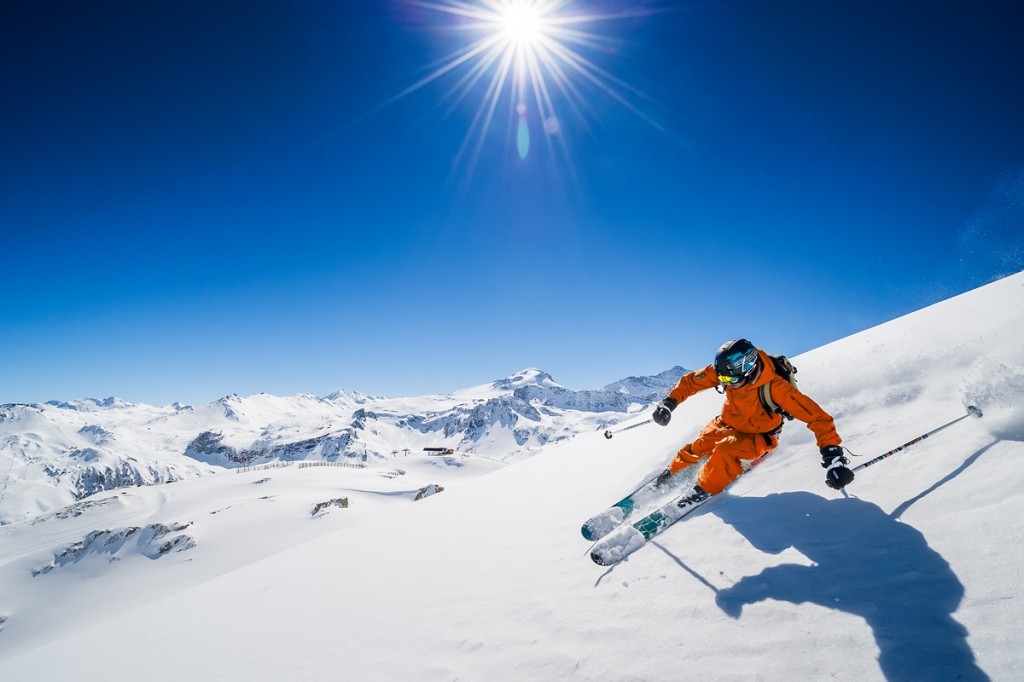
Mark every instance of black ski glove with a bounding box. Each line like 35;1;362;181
652;397;678;426
821;445;854;490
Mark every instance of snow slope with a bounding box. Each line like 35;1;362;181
1;272;1023;680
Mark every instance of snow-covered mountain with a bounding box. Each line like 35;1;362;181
1;272;1022;681
0;366;686;525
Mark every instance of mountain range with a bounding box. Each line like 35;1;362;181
0;366;685;524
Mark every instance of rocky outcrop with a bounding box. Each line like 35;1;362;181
32;522;194;576
72;461;180;500
414;484;444;501
311;498;349;516
186;429;361;467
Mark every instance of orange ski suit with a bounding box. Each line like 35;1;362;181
666;349;841;495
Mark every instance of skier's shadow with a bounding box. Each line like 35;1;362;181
710;491;989;681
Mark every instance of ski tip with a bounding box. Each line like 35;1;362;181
580;520;613;542
580;507;627;542
590;549;615;566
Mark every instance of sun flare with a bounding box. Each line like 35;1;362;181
398;0;666;175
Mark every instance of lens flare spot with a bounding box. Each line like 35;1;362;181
517;116;530;158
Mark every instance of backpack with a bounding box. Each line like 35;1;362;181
759;355;798;420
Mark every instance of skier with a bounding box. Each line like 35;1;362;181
652;339;853;503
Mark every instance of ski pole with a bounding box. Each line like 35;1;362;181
851;405;983;473
604;419;653;439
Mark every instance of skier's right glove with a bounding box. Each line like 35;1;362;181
821;445;854;490
652;397;678;426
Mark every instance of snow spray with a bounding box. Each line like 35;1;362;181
960;358;1024;441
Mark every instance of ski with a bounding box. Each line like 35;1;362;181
587;449;778;566
590;487;711;566
580;470;676;541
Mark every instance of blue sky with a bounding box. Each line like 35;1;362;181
2;0;1023;405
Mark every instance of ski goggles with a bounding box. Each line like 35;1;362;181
718;374;742;385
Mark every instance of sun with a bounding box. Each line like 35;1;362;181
498;3;546;46
393;1;668;176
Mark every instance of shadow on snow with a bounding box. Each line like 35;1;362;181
705;487;989;681
889;440;998;519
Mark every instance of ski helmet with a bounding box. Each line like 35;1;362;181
714;339;760;386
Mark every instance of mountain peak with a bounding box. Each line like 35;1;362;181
44;396;134;411
492;368;561;391
323;389;375;404
603;366;686;397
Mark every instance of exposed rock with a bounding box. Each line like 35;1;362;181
187;430;360;467
78;424;114;445
185;431;244;465
311;498;349;516
30;497;120;525
72;461;177;500
415;484;444;501
32;522;194;576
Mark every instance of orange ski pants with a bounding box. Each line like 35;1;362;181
669;417;778;495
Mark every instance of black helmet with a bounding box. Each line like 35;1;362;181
714;339;760;386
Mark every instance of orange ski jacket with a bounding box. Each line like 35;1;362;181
666;349;841;448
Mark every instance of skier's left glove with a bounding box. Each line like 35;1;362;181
821;445;854;490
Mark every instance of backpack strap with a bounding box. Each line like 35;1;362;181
759;381;794;421
758;354;798;421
